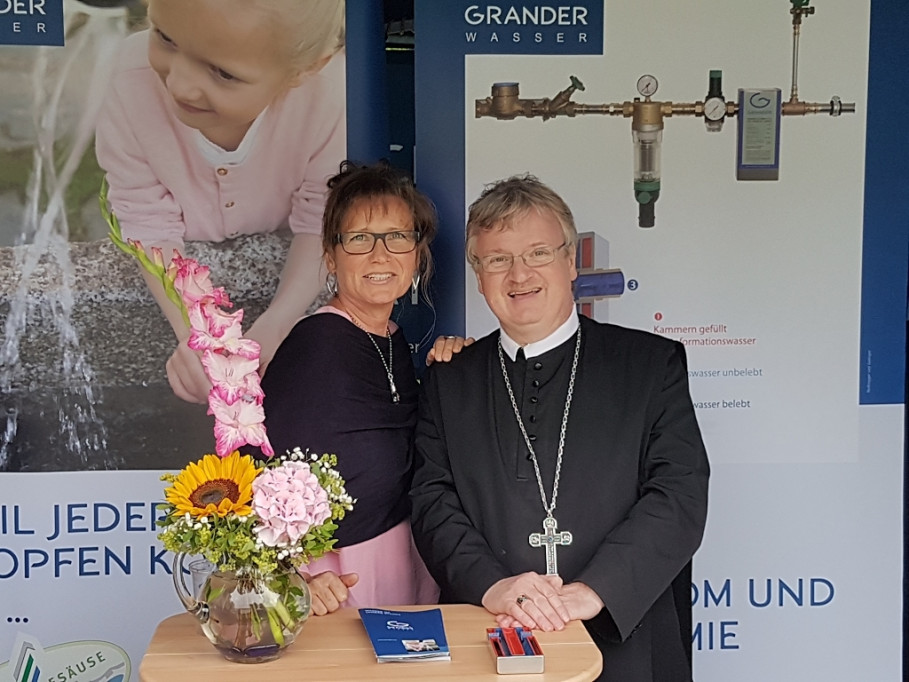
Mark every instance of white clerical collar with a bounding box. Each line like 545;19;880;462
500;311;580;361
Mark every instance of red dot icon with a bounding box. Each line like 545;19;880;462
654;312;663;321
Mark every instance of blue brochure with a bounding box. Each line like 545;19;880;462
358;608;451;662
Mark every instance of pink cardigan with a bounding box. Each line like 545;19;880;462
95;30;346;244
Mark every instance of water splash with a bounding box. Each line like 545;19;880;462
0;2;129;470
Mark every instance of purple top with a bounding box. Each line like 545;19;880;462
260;311;417;547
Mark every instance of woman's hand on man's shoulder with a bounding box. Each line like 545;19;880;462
425;335;475;366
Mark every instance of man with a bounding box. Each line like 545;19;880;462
410;175;709;682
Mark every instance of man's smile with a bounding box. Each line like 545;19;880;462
508;287;542;298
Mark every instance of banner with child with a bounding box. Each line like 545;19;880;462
0;1;368;678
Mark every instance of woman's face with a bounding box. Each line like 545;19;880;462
326;196;419;314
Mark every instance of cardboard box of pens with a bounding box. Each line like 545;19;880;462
487;626;544;674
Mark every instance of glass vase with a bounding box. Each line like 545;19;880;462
173;554;311;663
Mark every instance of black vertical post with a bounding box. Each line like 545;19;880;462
346;0;389;164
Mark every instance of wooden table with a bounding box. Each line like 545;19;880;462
140;604;602;681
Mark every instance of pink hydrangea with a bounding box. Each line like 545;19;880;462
251;462;332;547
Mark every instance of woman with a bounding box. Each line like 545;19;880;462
260;161;445;614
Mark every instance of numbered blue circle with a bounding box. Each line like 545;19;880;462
628;279;639;291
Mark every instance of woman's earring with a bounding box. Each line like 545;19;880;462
327;272;338;296
411;273;420;304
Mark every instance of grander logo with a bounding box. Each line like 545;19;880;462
459;0;601;51
464;4;589;26
0;0;63;46
0;0;47;14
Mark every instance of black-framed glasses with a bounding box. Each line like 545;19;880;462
476;242;569;273
336;231;421;254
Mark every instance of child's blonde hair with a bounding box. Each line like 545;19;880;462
254;0;346;74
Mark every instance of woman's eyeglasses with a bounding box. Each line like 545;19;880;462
336;231;421;254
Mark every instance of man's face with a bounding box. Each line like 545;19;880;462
473;208;577;345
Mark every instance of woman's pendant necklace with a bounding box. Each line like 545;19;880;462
343;306;400;403
366;327;400;403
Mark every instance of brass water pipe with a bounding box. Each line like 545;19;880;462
473;0;855;227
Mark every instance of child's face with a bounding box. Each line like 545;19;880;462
147;0;301;149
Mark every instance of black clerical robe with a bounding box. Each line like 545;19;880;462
410;316;709;682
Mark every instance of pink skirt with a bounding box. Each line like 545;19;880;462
302;520;439;609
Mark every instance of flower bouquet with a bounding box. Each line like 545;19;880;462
160;447;354;662
101;185;354;662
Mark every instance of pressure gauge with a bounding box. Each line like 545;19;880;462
636;74;658;98
703;96;726;121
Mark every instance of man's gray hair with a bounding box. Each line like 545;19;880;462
465;174;578;268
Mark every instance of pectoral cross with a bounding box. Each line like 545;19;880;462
528;515;573;576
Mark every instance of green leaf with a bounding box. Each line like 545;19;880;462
272;598;294;629
267;607;285;647
249;604;263;640
99;179;190;327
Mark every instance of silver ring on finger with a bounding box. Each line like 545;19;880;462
516;594;532;607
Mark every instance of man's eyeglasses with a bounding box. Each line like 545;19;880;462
336;231;421;255
476;242;569;273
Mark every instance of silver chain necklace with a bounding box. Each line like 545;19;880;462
345;310;400;403
497;327;581;575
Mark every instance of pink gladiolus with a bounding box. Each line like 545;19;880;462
207;286;233;309
218;335;260;359
187;325;220;355
225;380;264;407
209;393;274;457
202;302;244;337
239;372;265;403
203;351;261;405
169;256;215;305
160;253;269;455
187;302;244;340
251;462;331;547
188;309;260;359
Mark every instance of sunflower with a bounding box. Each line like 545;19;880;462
165;451;260;518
